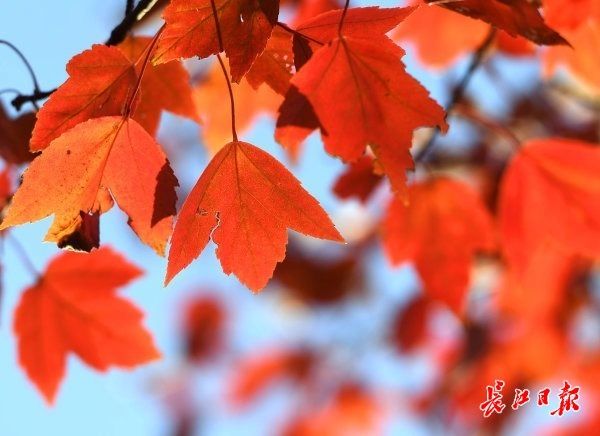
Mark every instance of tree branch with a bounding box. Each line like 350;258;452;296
106;0;159;46
415;28;497;162
9;0;160;111
126;0;135;17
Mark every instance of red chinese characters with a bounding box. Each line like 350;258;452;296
480;381;581;417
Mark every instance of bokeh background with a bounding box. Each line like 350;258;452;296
1;0;599;435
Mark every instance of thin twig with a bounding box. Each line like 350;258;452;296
338;0;351;36
276;22;324;46
124;25;165;117
126;0;135;16
415;28;497;162
0;88;21;98
216;55;238;141
11;89;55;111
454;103;521;150
10;0;160;111
0;40;41;92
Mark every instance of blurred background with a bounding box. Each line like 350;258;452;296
1;0;599;435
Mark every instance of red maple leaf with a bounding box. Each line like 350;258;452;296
166;140;343;290
382;177;495;313
14;247;159;403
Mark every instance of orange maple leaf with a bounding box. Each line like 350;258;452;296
544;20;600;93
153;0;280;82
290;34;447;194
390;295;433;353
395;1;489;68
30;40;197;151
166;140;343;290
245;26;294;95
543;0;600;31
0;102;36;164
0;116;178;255
295;6;414;44
29;45;137;150
228;348;314;407
423;0;566;45
499;138;600;274
14;247;159;403
118;35;198;136
283;384;384;436
332;155;382;203
382;178;495;313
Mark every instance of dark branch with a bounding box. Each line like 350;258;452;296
11;88;56;111
126;0;135;17
0;40;42;92
415;28;497;162
106;0;158;46
9;0;160;111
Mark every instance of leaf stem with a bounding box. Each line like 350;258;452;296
454;103;521;150
210;0;225;52
124;25;165;118
338;0;351;36
209;0;237;141
11;0;161;111
415;27;497;162
216;54;238;142
276;22;324;46
0;88;21;98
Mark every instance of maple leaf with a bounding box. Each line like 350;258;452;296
29;45;138;151
245;26;294;95
289;34;447;194
498;248;577;323
30;41;197;151
273;242;360;305
291;6;415;69
228;348;314;407
0;102;36;164
395;1;535;67
495;30;535;57
499;138;600;274
394;1;489;68
0;168;13;212
13;247;159;403
295;6;414;44
291;0;340;25
423;0;567;45
332;155;382;203
118;35;198;136
153;0;280;82
275;85;321;158
390;295;432;353
181;294;226;363
0;116;178;255
166;140;343;290
543;0;600;31
283;384;383;436
382;178;495;313
544;20;600;93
